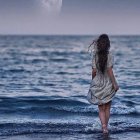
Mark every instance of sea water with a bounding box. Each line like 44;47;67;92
0;35;139;139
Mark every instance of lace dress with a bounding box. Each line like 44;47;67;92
87;51;117;105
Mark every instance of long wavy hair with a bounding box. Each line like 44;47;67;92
88;34;110;75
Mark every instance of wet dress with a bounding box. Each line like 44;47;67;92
87;51;117;105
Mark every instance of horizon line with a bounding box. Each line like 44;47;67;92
0;33;140;36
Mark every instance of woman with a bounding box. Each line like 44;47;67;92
87;34;119;134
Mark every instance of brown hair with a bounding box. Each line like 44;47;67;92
88;34;110;75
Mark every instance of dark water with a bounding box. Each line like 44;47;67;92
0;35;140;139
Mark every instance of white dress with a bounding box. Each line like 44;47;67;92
87;51;117;105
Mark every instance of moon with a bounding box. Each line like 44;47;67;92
41;0;62;13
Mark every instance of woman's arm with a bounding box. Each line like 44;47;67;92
92;68;96;80
107;67;119;91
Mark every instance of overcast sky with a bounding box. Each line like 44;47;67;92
0;0;140;35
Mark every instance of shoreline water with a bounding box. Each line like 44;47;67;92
1;132;140;140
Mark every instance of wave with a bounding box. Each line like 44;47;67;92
0;121;139;136
0;96;139;115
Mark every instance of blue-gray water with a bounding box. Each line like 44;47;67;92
0;35;140;139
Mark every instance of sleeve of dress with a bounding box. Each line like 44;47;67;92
91;52;96;69
107;52;114;68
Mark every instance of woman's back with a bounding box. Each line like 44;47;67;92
92;51;114;76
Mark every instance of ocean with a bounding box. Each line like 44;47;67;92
0;35;139;140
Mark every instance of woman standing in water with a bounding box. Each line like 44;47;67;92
87;34;119;134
